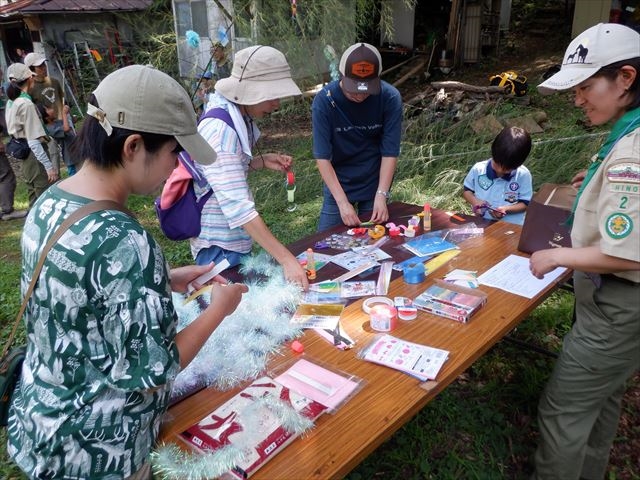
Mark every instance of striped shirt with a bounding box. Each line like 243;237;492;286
190;97;259;258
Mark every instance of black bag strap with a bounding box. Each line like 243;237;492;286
1;200;132;358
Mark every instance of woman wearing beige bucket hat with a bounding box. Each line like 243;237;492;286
530;23;639;479
6;65;248;479
192;45;309;290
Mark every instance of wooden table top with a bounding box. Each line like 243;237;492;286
159;203;568;479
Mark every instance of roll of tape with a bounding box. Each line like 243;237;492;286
394;296;418;320
362;296;394;314
369;304;398;332
403;262;425;284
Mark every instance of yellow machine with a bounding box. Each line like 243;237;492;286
489;71;528;96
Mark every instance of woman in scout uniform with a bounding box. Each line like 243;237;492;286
530;23;640;479
5;62;58;205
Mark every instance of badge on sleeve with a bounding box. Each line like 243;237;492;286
607;163;640;184
605;213;633;239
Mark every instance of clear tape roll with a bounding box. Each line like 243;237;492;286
362;296;394;314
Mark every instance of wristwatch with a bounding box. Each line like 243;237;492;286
376;189;390;200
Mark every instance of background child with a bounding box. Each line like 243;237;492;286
462;126;533;225
39;103;79;175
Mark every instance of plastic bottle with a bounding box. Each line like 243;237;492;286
423;202;431;231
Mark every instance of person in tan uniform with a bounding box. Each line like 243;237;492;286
5;63;58;206
531;23;640;480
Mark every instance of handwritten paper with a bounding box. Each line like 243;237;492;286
478;254;567;298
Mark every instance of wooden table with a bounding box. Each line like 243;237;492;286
159;203;569;479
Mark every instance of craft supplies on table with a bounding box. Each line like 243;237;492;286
179;375;328;479
423;203;431;231
368;304;398;332
357;334;449;381
402;233;458;257
394;296;417;320
413;280;487;323
424;249;461;276
290;303;345;330
402;261;426;284
272;357;364;413
361;296;395;314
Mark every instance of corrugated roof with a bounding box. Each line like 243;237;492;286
0;0;152;15
0;0;34;15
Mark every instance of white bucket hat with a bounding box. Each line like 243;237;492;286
215;45;302;105
90;65;216;165
538;23;640;95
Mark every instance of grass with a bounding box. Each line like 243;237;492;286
0;81;638;479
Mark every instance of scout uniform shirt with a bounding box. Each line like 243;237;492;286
5;92;47;140
572;127;640;284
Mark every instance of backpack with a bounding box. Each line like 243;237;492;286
155;108;235;241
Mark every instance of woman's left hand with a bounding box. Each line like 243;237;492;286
262;153;293;172
170;263;225;293
529;249;562;279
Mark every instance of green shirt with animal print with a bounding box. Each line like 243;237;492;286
8;185;180;478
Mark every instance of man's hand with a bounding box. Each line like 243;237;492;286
369;195;389;224
338;201;361;226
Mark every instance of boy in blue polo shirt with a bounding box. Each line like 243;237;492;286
462;126;533;225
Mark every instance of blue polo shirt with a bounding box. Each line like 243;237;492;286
311;80;402;201
463;159;533;225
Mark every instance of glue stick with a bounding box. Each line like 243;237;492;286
306;248;316;280
423;203;431;231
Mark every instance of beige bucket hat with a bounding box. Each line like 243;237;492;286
215;45;302;105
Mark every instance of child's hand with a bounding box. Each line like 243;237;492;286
62;105;70;115
489;206;507;219
472;202;488;216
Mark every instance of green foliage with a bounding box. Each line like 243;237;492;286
230;0;416;89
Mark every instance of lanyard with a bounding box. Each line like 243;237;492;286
568;108;640;225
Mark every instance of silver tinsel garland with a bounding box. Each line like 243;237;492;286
171;253;304;397
152;254;315;478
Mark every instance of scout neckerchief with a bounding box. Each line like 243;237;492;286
568;107;640;225
6;91;32;109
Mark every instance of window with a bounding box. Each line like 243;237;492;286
174;0;209;37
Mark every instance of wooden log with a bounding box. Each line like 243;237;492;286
430;81;506;94
380;55;421;77
392;58;428;88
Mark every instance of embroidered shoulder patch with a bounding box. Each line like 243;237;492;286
478;174;493;190
607;163;640;184
605;213;633;239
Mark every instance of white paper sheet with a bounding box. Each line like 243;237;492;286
478;254;568;299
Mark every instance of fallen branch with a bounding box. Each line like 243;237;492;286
430;81;506;94
381;55;421;77
392;58;428;88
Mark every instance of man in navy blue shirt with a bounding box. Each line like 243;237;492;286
312;43;402;231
